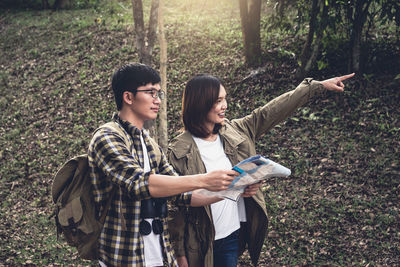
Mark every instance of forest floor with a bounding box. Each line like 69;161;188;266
0;0;399;266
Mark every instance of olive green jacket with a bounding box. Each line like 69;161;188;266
167;79;325;266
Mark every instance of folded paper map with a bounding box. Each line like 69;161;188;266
196;155;291;201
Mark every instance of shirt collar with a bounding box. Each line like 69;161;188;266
112;112;143;137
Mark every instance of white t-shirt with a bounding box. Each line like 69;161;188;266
141;133;164;267
193;135;246;241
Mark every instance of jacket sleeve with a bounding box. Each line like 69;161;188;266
167;204;187;257
230;78;325;141
166;147;189;257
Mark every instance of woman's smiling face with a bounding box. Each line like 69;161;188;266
205;85;227;129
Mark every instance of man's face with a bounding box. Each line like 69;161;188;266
129;82;161;123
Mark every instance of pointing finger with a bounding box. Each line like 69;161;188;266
338;73;355;81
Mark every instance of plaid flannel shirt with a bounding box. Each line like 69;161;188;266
88;114;191;266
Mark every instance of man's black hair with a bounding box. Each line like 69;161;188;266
111;63;161;110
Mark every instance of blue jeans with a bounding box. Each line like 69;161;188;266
213;229;240;267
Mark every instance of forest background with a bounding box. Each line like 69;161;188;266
0;0;399;265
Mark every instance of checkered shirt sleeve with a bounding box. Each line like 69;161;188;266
90;127;151;201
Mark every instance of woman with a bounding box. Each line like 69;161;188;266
168;73;354;267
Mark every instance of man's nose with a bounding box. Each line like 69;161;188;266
153;97;161;104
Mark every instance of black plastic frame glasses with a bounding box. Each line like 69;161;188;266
136;89;165;100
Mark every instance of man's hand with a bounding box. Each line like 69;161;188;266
320;73;355;92
177;256;189;267
201;170;238;191
242;182;262;198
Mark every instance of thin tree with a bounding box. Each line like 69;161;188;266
239;0;261;66
42;0;49;9
345;0;373;72
132;0;160;139
277;0;286;17
53;0;69;9
344;0;400;72
157;0;168;151
295;0;328;79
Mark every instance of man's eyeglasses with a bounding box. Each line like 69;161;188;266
136;89;165;100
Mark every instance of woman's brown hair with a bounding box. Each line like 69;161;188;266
182;74;223;138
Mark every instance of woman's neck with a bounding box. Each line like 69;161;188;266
201;122;217;141
202;133;218;142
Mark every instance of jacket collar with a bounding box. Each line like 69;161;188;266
219;121;246;149
169;131;195;159
170;121;246;158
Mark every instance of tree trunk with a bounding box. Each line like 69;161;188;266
295;0;319;79
351;22;362;72
348;0;372;73
42;0;49;9
53;0;68;10
305;30;322;73
132;0;147;63
157;0;168;152
132;0;160;66
277;0;285;17
132;0;160;139
147;0;160;58
239;0;261;66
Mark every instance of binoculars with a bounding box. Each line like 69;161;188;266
139;198;167;236
140;198;167;219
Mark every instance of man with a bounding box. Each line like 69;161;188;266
88;63;237;266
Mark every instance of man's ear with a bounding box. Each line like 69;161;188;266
123;91;134;105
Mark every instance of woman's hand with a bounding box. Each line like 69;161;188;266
242;182;262;197
177;256;189;267
320;73;355;92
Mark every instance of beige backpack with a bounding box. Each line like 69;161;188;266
51;121;129;260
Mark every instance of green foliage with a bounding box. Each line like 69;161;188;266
0;0;105;10
276;0;400;74
317;59;328;71
74;0;103;9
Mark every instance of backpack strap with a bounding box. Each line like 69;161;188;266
98;121;132;148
